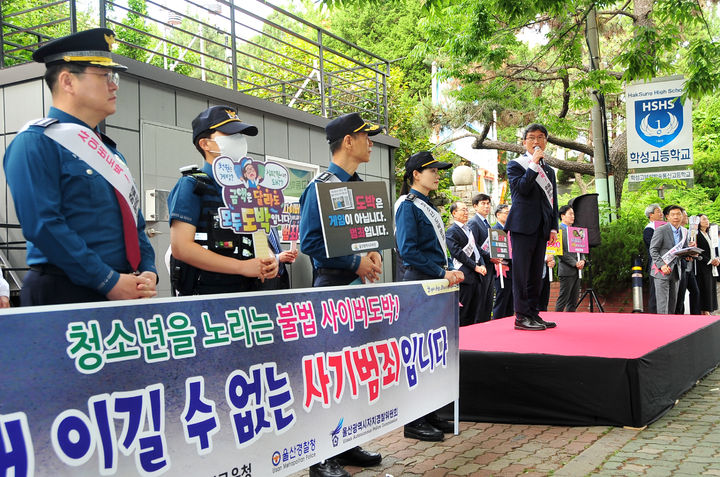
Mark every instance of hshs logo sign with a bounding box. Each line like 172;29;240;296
635;96;684;148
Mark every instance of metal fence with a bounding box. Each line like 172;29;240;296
1;0;390;128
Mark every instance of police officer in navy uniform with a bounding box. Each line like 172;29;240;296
395;151;464;442
167;106;278;295
299;112;383;477
4;28;158;305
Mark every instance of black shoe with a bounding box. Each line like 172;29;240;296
309;459;350;477
534;314;557;328
426;415;455;433
515;314;546;331
404;420;444;441
335;446;382;467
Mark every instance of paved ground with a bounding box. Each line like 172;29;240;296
292;365;720;476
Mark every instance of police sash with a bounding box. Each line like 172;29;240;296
23;119;140;224
513;154;554;207
394;194;448;264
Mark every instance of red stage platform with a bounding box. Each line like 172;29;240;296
443;313;720;427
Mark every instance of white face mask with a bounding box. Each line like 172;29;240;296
213;134;248;159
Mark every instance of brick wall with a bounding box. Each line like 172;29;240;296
546;282;638;314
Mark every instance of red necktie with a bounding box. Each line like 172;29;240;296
93;130;141;271
114;189;141;270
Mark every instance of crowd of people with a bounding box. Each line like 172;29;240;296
3;26;720;477
645;204;720;316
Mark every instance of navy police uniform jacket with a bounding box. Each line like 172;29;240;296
395;189;449;279
299;162;362;272
3;107;156;295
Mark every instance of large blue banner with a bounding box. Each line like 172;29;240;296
0;281;459;477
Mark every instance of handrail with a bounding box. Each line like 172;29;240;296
0;0;389;128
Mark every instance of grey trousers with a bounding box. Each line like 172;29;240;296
654;274;680;314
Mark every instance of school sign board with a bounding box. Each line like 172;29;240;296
315;182;394;258
0;281;459;477
625;76;693;190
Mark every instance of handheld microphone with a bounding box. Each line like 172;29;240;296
534;146;544;165
534;146;541;152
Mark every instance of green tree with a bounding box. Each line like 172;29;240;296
322;0;720;209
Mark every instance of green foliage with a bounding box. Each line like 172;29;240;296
580;179;720;296
590;205;647;297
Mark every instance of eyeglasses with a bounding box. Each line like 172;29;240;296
76;71;119;86
525;135;546;142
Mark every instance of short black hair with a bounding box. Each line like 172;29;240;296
495;204;509;215
523;123;548;140
194;130;213;157
663;204;683;216
44;63;87;91
559;205;573;217
329;132;363;155
472;193;491;206
329;136;345;155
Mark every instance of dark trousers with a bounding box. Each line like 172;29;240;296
678;271;701;315
458;280;482;326
22;268;107;306
510;231;547;317
477;269;494;323
539;273;551;311
256;271;290;290
556;274;580;312
647;278;657;314
492;272;514;319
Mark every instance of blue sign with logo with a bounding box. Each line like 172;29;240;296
635;96;684;148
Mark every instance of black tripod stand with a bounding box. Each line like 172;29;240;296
574;249;604;312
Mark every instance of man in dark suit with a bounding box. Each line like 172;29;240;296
467;193;496;322
504;124;559;331
446;201;485;326
492;204;514;319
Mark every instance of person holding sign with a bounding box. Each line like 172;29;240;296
504;124;559;330
396;151;463;442
649;205;695;314
556;205;586;312
299;112;383;288
492;204;514;319
4;29;158;305
694;215;719;314
299;112;384;477
446;201;484;326
167;106;277;295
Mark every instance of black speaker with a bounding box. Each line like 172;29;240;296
569;193;601;247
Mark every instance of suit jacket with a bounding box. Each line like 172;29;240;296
492;222;511;274
446;223;481;284
649;223;688;280
467;214;492;269
558;225;586;277
504;156;559;239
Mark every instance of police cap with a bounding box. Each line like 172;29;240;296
405;151;452;174
325;112;381;143
192;106;258;145
32;28;127;71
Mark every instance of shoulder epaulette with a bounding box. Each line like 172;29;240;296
180;165;202;176
28;118;58;128
316;171;339;183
